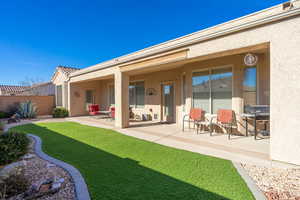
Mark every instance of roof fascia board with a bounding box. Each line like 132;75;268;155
70;2;300;78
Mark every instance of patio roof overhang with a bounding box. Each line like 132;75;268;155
68;1;299;79
120;42;269;76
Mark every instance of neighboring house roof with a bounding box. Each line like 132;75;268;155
57;66;80;77
0;85;30;96
16;82;55;96
0;82;55;96
51;66;80;83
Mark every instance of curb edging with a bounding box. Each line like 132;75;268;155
232;162;266;200
28;134;91;200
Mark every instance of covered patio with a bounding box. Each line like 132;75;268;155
68;115;270;166
67;43;271;161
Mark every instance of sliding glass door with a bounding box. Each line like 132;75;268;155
192;67;232;114
192;70;210;113
211;68;233;114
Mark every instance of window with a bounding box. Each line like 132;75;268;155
243;66;257;107
109;85;115;105
211;68;233;114
129;81;145;108
192;70;210;113
192;67;232;114
56;85;63;107
86;90;94;104
182;74;186;112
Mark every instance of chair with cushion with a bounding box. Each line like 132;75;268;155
183;108;208;133
110;107;115;120
211;109;236;139
88;104;100;115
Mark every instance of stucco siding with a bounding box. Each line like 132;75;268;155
269;17;300;165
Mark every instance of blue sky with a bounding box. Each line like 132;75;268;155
0;0;285;85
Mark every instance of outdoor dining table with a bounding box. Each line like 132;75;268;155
241;112;270;139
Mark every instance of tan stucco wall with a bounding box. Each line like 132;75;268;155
129;68;183;124
0;96;55;115
178;16;300;165
128;53;269;129
69;67;116;83
69;80;102;116
268;19;300;165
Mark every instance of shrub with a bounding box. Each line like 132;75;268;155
17;101;37;119
53;107;69;118
0;169;29;199
0;122;4;133
7;103;19;117
0;131;29;165
0;112;9;119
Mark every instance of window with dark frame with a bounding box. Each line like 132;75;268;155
129;81;145;108
192;67;233;114
243;66;257;107
56;85;63;107
109;85;115;105
182;74;186;112
85;90;94;104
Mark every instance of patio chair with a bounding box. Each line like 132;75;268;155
211;109;236;140
109;107;115;120
182;108;208;133
88;104;100;115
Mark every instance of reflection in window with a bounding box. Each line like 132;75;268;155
129;81;145;108
192;71;210;113
243;66;257;107
192;67;232;113
211;68;232;114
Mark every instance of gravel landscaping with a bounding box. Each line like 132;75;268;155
6;137;76;200
242;163;300;200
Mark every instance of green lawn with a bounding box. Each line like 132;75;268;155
12;122;254;200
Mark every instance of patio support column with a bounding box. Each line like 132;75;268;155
114;71;129;128
68;82;74;116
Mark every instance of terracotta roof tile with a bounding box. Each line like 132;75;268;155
0;85;30;95
57;66;80;77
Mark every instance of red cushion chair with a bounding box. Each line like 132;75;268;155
88;104;100;115
212;109;236;139
182;108;206;133
110;107;115;119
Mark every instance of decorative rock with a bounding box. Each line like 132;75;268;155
52;182;62;190
22;154;35;160
46;163;56;168
57;178;65;183
242;163;300;200
5;137;76;200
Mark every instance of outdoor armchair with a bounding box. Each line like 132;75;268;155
182;108;207;133
211;109;237;140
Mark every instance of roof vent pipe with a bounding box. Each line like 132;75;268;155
282;1;294;10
